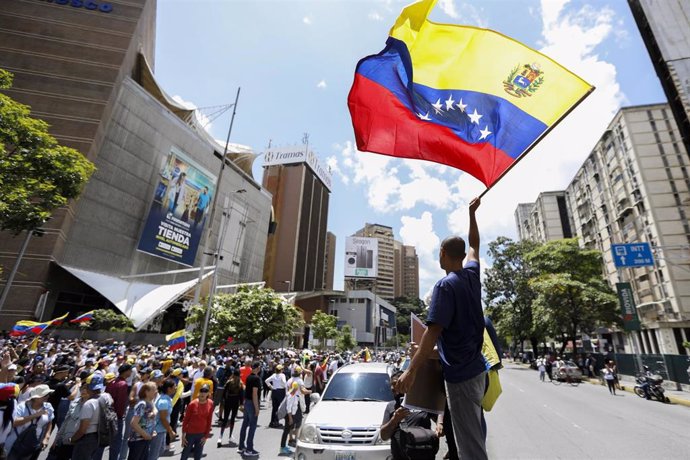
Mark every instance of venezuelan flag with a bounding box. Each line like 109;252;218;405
70;310;95;324
48;312;69;326
10;320;49;336
348;0;594;187
166;330;187;352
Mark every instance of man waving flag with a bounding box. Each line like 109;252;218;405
348;0;594;189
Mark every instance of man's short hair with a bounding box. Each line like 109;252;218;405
441;236;466;260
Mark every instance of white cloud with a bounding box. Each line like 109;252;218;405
303;16;312;25
438;0;487;27
438;0;458;19
400;212;445;303
316;79;327;89
368;11;384;22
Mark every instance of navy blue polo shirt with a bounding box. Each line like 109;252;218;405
427;260;486;383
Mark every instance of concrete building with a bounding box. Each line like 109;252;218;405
514;191;574;242
352;224;395;300
565;104;690;355
329;290;396;346
261;146;332;293
629;0;690;156
0;0;272;331
394;242;420;299
323;231;336;291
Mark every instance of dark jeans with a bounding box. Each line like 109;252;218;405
280;409;302;447
126;439;150;460
220;395;240;438
270;389;285;425
47;443;74;460
109;416;125;460
168;399;182;445
180;433;205;460
71;433;100;460
238;401;258;451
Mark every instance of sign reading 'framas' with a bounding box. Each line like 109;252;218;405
39;0;113;14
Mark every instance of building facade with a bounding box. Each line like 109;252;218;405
0;0;272;331
514;191;574;242
565;104;690;355
352;224;395;300
394;242;420;299
323;231;336;291
629;0;690;156
261;147;332;293
328;290;396;346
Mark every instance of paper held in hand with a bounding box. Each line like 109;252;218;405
402;313;446;415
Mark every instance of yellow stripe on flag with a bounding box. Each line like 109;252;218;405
29;337;39;351
166;330;186;342
389;0;593;126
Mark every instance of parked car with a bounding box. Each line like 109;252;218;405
295;362;395;460
554;360;583;381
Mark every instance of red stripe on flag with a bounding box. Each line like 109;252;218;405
348;74;515;186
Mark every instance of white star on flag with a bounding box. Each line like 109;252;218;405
456;98;467;112
479;126;492;140
445;94;455;110
417;111;432;121
432;98;443;114
468;109;483;124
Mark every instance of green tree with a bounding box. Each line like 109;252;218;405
484;237;544;354
336;324;357;352
526;239;620;355
186;287;304;352
311;311;338;349
0;69;95;233
391;296;426;336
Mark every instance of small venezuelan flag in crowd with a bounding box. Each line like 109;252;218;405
166;330;187;351
70;310;95;324
10;313;68;337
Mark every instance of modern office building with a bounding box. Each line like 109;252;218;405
514;191;574;243
323;231;336;290
394;241;420;299
629;0;690;156
565;104;690;354
262;146;332;293
328;290;396;346
0;0;272;331
351;224;395;300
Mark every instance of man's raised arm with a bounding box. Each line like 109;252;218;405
467;197;480;263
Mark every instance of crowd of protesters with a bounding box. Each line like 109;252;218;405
0;334;394;459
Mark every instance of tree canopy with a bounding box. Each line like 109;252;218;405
0;68;95;233
336;324;357;352
485;237;620;354
310;311;338;349
187;287;304;352
391;296;426;336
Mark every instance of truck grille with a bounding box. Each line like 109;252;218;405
318;426;379;444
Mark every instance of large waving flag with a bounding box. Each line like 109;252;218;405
348;0;594;187
166;330;187;352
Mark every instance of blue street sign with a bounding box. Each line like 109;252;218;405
611;242;654;268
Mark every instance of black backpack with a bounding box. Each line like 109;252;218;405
392;426;439;460
97;396;118;447
9;408;41;458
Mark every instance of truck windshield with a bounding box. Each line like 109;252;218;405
322;372;393;402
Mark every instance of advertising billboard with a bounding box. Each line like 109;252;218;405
263;146;332;191
344;236;378;278
137;147;217;266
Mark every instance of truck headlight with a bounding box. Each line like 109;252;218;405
298;423;321;444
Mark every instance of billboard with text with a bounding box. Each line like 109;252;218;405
137;147;217;266
344;236;378;278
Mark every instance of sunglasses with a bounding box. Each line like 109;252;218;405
199;389;210;394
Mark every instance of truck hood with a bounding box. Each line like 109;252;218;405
305;400;390;427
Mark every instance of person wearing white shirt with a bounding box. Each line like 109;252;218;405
4;384;55;457
264;365;286;428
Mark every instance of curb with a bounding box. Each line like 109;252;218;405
509;362;690;408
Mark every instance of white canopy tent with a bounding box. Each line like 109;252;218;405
59;264;212;329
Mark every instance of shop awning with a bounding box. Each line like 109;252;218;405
58;264;211;330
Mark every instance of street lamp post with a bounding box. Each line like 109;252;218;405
192;87;241;306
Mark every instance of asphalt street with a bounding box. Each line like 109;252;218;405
38;364;690;460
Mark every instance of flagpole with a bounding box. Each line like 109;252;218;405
478;86;596;200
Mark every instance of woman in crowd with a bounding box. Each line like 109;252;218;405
218;369;243;447
5;384;54;460
128;382;158;460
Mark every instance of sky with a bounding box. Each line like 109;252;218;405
154;0;666;301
